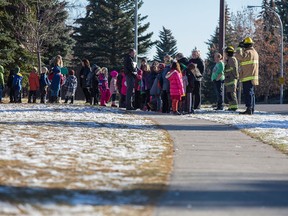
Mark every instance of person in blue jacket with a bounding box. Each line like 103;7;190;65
12;66;23;103
50;66;63;103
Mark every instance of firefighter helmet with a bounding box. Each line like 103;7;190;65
225;46;235;53
243;37;254;44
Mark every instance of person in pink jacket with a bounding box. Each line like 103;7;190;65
165;60;184;115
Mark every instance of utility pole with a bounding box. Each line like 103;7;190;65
219;0;225;103
134;0;138;63
219;0;225;56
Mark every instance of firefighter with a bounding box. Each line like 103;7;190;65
235;37;259;115
224;46;239;111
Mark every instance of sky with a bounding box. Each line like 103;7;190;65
70;0;263;60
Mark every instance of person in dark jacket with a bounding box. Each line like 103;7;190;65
188;49;205;109
87;65;101;105
160;55;172;113
79;59;92;103
123;48;137;110
39;67;50;103
7;69;15;103
64;70;78;104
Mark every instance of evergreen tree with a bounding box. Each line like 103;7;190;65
1;0;74;71
153;26;178;62
275;0;288;41
73;0;153;69
0;0;30;68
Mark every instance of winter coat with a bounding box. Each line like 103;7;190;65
64;75;77;95
28;72;40;91
79;66;91;88
0;66;4;88
40;73;50;89
211;61;225;81
182;71;188;95
225;56;239;91
12;73;23;91
120;73;127;95
160;65;171;92
50;72;63;91
134;69;143;91
148;70;158;90
7;70;15;88
188;57;205;75
110;77;118;94
165;70;184;97
235;47;259;85
150;73;162;96
186;69;195;93
124;54;137;77
142;70;150;91
98;73;109;92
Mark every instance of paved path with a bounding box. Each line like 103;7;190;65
135;106;288;216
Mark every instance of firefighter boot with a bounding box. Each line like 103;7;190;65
239;107;253;115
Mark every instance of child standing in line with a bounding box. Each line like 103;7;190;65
28;67;40;103
119;69;127;108
12;66;23;103
87;65;101;105
109;70;118;107
64;70;77;104
50;66;64;103
98;67;111;106
165;61;184;115
133;68;142;110
39;66;50;104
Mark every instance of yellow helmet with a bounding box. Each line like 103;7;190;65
243;37;254;44
225;46;235;53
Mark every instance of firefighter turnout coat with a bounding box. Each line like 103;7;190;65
235;47;259;85
224;56;239;92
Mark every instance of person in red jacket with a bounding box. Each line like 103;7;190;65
28;67;40;103
165;60;184;115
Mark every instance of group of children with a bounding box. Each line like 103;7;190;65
0;53;203;116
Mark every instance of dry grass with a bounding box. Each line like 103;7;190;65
0;104;174;216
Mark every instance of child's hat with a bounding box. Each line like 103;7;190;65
110;70;118;77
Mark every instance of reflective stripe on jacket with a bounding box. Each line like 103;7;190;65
235;47;259;85
224;57;238;87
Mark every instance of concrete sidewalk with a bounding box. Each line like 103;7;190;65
137;111;288;216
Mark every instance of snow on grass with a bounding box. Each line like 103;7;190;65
0;104;173;216
189;107;288;152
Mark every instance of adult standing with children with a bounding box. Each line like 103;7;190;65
188;49;205;109
79;59;92;104
124;48;137;110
